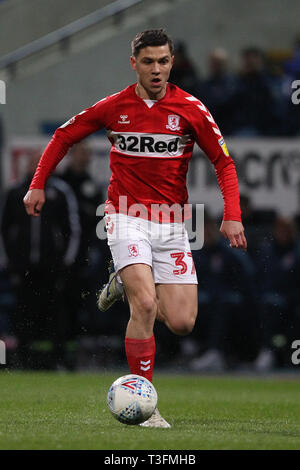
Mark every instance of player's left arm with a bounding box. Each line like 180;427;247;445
188;98;247;250
219;220;247;251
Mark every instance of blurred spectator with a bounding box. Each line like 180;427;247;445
188;212;257;371
0;236;18;360
254;216;300;371
231;47;282;136
0;113;3;193
169;40;201;97
1;150;81;369
59;142;110;335
199;48;237;135
60;142;104;265
239;194;276;256
284;35;300;78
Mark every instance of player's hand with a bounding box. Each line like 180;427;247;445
220;220;247;251
23;189;45;217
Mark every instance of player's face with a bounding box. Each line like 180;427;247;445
131;44;174;100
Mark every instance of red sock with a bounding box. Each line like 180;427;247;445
125;335;156;382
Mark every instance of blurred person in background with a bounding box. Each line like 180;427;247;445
168;40;201;97
0;114;16;358
59;142;110;335
231;47;282;136
1;150;81;369
0;113;3;193
284;35;300;79
188;212;257;372
239;194;276;257
0;237;17;361
199;48;237;135
254;216;300;371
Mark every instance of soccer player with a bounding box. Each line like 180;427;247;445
24;29;247;428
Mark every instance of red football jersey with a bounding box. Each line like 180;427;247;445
30;83;241;222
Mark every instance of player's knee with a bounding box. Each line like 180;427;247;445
169;315;196;336
131;294;157;323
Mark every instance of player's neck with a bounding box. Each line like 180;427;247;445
135;82;167;101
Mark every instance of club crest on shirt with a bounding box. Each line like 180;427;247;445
166;114;181;131
128;244;139;257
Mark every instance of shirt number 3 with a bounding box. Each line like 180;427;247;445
170;252;195;275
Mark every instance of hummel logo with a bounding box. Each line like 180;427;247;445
118;114;130;124
140;359;151;371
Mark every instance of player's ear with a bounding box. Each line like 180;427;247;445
130;55;137;71
171;55;175;67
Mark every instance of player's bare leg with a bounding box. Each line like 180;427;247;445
120;263;171;428
120;264;157;340
155;284;198;336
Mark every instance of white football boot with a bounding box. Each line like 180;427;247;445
140;408;171;428
97;260;124;311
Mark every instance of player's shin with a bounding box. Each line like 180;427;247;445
125;335;156;382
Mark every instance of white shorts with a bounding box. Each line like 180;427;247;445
105;213;198;284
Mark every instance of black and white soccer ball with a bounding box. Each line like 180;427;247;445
107;374;157;425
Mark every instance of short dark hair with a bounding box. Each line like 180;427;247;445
131;29;174;57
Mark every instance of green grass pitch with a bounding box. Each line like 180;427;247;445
0;371;299;450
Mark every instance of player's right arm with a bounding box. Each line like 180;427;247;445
23;96;111;216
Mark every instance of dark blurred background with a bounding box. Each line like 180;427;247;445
0;0;300;373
